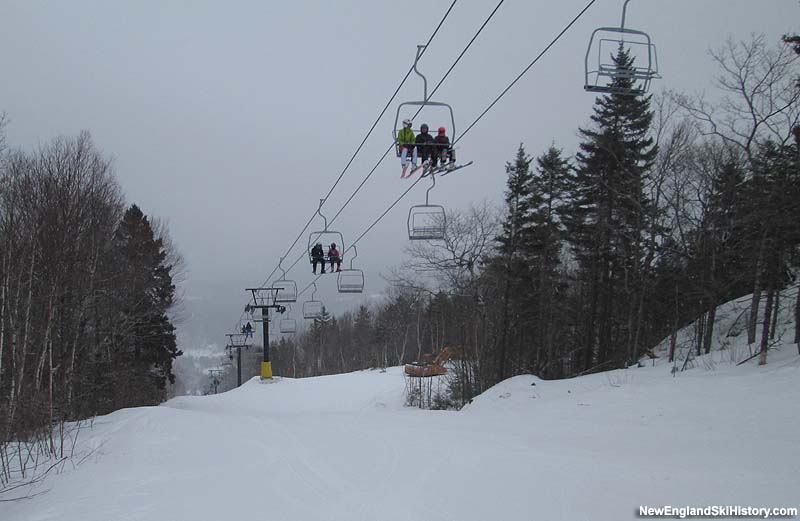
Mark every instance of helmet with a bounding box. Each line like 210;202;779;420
420;123;429;131
330;243;336;248
438;127;446;135
402;118;412;127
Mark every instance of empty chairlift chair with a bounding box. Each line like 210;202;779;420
303;282;325;320
271;257;298;303
303;300;324;319
337;245;365;294
408;173;446;241
584;0;660;96
271;279;298;303
279;305;297;334
279;318;297;334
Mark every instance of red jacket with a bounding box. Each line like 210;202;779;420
434;135;454;160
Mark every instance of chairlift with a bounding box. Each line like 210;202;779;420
227;330;251;348
303;282;325;320
408;173;446;241
337;245;365;294
584;0;660;95
307;199;345;265
393;45;457;158
279;305;297;334
272;257;298;303
303;301;324;320
238;318;255;339
279;318;297;334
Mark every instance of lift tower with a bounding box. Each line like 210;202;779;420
245;287;286;379
225;332;250;387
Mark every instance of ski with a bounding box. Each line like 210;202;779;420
422;161;473;177
438;160;473;176
405;161;429;179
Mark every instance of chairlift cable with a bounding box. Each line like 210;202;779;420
276;0;497;283
254;0;458;291
319;0;458;207
427;0;506;111
245;0;600;316
269;0;499;288
454;0;598;146
287;0;505;297
295;175;425;299
294;0;600;299
228;1;459;334
332;0;597;258
329;0;506;225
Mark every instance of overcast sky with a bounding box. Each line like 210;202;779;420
1;0;797;353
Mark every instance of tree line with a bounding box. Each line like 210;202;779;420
0;127;183;485
232;34;800;408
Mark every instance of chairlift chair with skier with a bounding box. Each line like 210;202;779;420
393;46;457;160
307;199;345;267
394;44;475;179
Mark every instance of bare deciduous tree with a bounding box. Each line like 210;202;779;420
674;34;800;348
675;34;800;164
400;200;500;293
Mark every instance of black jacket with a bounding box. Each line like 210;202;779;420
311;244;324;260
415;131;435;156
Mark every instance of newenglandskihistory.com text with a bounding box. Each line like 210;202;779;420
638;505;798;519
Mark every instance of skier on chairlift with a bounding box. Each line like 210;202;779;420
414;123;436;174
397;118;418;178
328;243;342;273
432;126;455;170
311;242;326;275
242;321;253;338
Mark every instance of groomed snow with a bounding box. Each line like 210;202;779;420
2;350;798;520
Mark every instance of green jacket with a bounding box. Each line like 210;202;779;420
397;127;415;146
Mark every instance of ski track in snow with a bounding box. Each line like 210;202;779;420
1;348;799;521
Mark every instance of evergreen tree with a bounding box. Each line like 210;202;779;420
566;48;657;371
490;144;535;382
108;205;181;408
353;305;373;367
496;144;535;258
308;307;333;375
524;146;572;375
706;151;749;299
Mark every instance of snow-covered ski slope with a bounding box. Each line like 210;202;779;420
3;303;799;520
